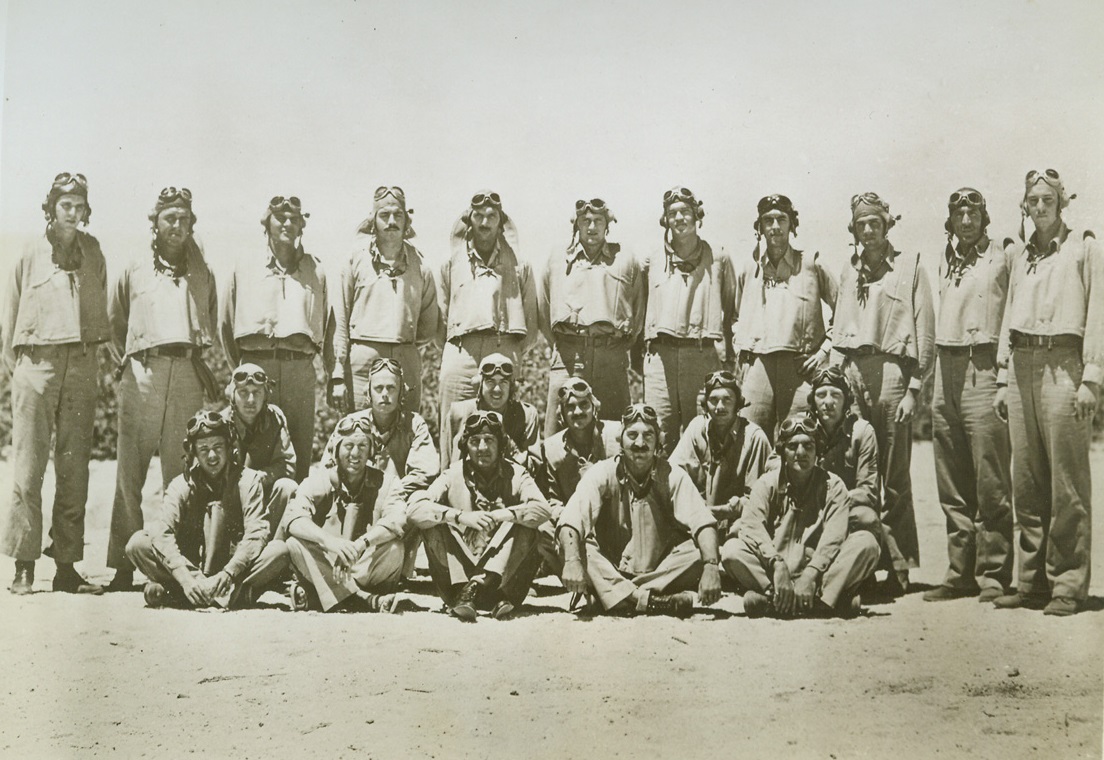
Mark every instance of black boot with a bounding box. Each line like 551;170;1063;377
10;561;34;595
53;563;105;595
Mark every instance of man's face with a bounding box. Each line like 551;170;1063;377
563;395;596;434
194;436;228;479
156;207;193;247
759;210;791;247
621;420;658;471
481;374;510;410
374;202;406;240
470;206;502;247
782;433;817;477
232;384;265;425
369;371;400;418
337;432;371;481
267;210;304;246
950;207;984;246
465;432;500;472
855;215;887;249
53;194;88;232
1024;183;1060;230
577;212;608;249
705;388;739;430
665;201;697;240
813;386;846;429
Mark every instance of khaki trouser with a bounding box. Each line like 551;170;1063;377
932;347;1012;593
266;478;297;542
108;355;204;570
125;530;290;609
422;522;540;608
241;352;317;482
721;530;880;609
348;340;423;414
847;353;919;571
438;333;524;434
739;351;812;443
584;538;704;612
2;344;99;562
545;335;632;436
1007;345;1093;601
286;536;403;611
643;339;721;455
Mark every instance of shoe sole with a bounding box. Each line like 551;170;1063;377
452;603;477;622
493;602;515;620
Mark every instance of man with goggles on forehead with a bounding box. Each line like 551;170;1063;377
558;403;723;617
333;186;439;414
281;414;407;612
320;357;440;578
642;186;736;454
733;194;838;442
220;363;298;541
2;172;108;595
992;169;1102;617
220;194;335;483
436;190;538;435
440;352;538;470
529;377;623;575
106;185;219;591
669;371;773;536
830;191;934;597
125;412;289;609
537;197;644;436
408;410;550;621
722;414;878;618
924;188;1013;603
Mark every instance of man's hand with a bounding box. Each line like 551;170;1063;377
326;536;361;569
488;508;514;524
329;380;348;413
710;502;737;522
561;558;588;595
794;570;818;614
993;386;1009;423
772;561;795;616
801;348;829;377
180;575;211;607
1075;382;1099;421
209;571;233;600
458;511;498;533
698;563;722;606
894;389;917;424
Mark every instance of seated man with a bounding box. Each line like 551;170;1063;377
528;378;622;574
441;353;538;469
222;363;298;540
125;412;289;609
321;358;440;575
670;370;774;535
721;415;880;618
558;404;723;618
408;411;550;621
284;415;406;613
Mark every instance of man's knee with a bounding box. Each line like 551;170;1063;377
124;530;154;566
848;507;881;535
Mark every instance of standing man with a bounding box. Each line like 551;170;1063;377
107;187;219;591
437;191;538;433
222;363;298;541
733;194;837;441
333;186;439;414
125;411;289;609
538;198;644;434
669;371;774;536
1;172;108;594
642;186;736;454
831;192;935;595
220;195;335;482
994;170;1102;616
558;404;724;617
284;416;406;613
408;411;551;621
721;415;880;618
925;188;1013;603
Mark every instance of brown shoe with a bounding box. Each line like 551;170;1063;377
977;588;1003;603
646;591;694;618
10;561;34;595
742;591;772;618
1043;597;1079;617
993;593;1048;610
105;569;136;593
923;585;974;602
451;580;480;622
53;564;105;595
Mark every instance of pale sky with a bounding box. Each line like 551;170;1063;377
2;0;1102;284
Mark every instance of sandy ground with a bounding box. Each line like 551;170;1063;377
0;442;1101;759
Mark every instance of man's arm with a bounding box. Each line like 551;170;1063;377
218;266;240;368
536;256;555;346
399;414;441;497
519;261;540;352
434;258;451;348
107;261;131;364
221;471;270;581
416;261;442;346
1;253;24;375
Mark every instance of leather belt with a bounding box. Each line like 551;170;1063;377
141;344;196;359
243;348;314;360
649;333;710;348
937;343;995;356
1010;332;1082;350
840;345;882;357
554;330;627;348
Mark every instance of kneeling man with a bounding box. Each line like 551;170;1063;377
125;412;288;609
558;404;723;617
